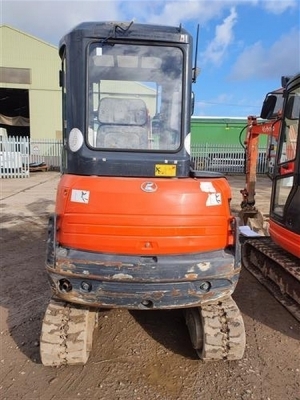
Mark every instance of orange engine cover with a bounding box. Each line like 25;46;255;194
55;174;234;255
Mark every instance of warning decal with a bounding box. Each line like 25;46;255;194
206;193;222;206
199;181;222;206
71;189;90;204
155;164;177;177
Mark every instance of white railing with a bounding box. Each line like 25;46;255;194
0;137;62;179
0;136;30;178
30;138;62;169
0;137;268;178
191;143;268;174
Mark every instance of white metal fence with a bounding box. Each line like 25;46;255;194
0;136;62;178
0;136;29;178
0;137;268;178
30;139;62;169
191;143;268;174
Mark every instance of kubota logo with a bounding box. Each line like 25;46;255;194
141;182;158;192
262;126;273;133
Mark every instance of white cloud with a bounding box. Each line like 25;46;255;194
225;0;297;14
2;1;124;45
229;27;300;80
2;1;239;45
200;7;238;65
144;1;227;26
260;0;298;15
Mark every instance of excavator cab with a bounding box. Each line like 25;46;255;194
269;77;300;258
40;21;246;366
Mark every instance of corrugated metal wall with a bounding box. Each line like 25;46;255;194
191;116;268;147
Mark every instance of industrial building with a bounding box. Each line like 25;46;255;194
0;25;61;140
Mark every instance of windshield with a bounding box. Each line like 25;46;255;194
88;43;183;151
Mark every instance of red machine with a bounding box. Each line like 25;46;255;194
40;22;246;366
240;74;300;321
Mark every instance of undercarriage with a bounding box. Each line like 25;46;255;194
242;237;300;323
40;295;246;366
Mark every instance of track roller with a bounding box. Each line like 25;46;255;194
40;298;98;366
185;296;246;361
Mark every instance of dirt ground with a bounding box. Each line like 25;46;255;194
0;172;299;400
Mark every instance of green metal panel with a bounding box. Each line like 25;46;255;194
191;116;268;146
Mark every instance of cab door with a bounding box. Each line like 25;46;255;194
269;88;300;257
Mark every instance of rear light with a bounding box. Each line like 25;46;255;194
227;217;236;246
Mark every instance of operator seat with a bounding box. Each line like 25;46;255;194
96;98;149;149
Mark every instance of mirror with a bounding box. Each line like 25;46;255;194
260;94;277;119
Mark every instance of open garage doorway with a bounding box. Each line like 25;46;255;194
0;88;30;137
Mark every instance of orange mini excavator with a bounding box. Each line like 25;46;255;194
40;21;245;366
239;74;300;321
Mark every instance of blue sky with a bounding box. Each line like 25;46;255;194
2;0;300;117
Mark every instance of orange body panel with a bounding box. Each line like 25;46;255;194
269;219;300;258
55;174;234;255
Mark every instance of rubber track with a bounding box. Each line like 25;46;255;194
199;297;246;361
242;237;300;323
40;298;97;366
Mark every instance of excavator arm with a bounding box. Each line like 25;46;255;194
238;90;283;233
240;115;280;208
